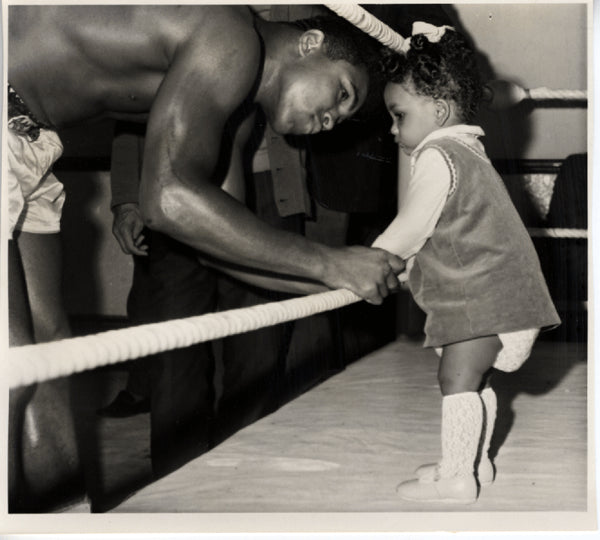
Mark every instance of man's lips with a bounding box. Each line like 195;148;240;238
307;114;323;135
289;115;322;135
308;115;323;135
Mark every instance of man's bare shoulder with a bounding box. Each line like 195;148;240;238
168;6;263;101
180;7;258;51
140;5;257;45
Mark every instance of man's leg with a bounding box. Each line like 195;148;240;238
127;230;217;478
215;276;292;440
8;239;35;346
8;240;36;511
8;235;83;511
96;357;152;418
215;171;300;440
16;231;71;342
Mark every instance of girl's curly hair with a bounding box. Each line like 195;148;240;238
383;30;483;122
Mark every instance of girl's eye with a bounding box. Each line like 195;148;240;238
395;112;404;122
339;87;349;102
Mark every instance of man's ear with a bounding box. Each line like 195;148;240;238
434;99;451;126
299;29;325;57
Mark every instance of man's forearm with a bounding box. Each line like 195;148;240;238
200;256;329;296
141;180;330;283
140;172;405;304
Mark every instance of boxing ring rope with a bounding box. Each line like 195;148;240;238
8;223;587;388
528;228;587;239
325;4;587;108
7;5;588;389
526;88;587;101
324;4;406;52
9;287;362;389
483;80;587;109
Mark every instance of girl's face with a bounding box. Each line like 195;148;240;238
384;81;440;155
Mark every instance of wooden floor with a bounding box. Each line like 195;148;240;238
108;337;592;526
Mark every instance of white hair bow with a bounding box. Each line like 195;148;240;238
399;21;455;53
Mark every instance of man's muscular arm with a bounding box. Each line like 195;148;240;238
139;16;403;304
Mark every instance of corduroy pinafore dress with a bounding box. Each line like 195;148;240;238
408;137;560;347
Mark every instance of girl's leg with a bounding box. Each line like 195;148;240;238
417;367;496;484
477;379;498;484
438;337;500;484
437;335;501;396
398;336;501;503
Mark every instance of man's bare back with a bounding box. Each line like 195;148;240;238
8;5;256;128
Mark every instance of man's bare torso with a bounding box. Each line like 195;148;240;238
8;5;256;128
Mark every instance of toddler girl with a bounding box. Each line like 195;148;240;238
372;23;560;503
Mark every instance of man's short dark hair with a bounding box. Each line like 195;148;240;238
293;15;381;68
292;15;386;116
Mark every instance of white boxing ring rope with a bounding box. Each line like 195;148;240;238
324;4;406;53
325;4;587;106
8;5;588;389
9;287;362;389
528;228;587;239
527;88;587;101
8;226;586;388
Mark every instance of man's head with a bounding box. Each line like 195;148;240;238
266;15;384;135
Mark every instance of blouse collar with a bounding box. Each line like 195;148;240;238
412;124;485;157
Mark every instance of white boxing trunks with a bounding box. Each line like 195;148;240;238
7;85;65;239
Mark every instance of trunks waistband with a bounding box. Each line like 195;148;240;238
7;83;52;141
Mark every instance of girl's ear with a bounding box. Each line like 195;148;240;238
434;99;451;126
299;30;325;57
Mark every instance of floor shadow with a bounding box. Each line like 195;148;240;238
69;364;154;513
488;341;585;461
69;368;114;512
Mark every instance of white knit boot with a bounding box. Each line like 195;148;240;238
476;387;497;485
417;387;497;486
397;392;481;503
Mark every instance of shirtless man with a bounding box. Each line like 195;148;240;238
8;5;403;319
7;5;403;511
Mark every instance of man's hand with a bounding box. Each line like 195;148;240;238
321;246;405;305
111;203;148;256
